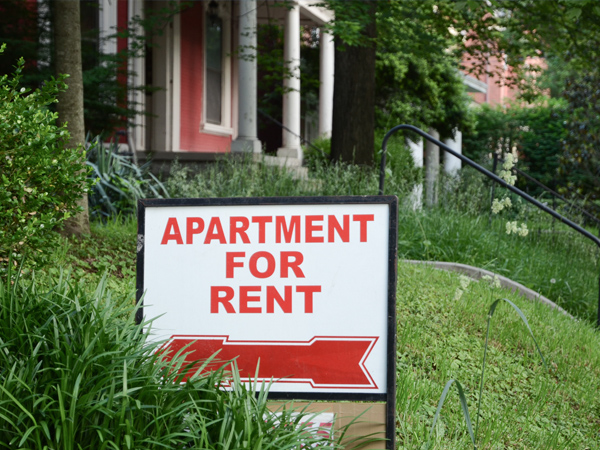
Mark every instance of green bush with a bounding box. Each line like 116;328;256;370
0;268;334;449
0;45;90;266
462;100;567;193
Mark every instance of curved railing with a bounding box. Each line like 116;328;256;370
379;124;600;327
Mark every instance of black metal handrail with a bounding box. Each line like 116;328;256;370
510;163;600;232
488;153;600;235
379;124;600;327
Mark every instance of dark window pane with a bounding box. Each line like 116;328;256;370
206;16;222;70
205;13;222;124
206;68;222;124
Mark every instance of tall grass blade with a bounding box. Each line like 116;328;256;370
475;297;548;440
425;379;476;450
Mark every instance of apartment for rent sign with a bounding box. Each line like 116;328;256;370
137;197;397;398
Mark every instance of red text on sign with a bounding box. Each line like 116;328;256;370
210;285;321;314
160;214;375;245
226;251;305;279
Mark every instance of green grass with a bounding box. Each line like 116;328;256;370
31;222;600;448
397;202;599;322
0;263;338;449
396;262;600;449
165;151;414;199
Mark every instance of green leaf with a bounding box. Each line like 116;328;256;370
565;7;582;21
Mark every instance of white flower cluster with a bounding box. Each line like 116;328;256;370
505;221;529;236
491;197;512;214
492;152;517;215
499;170;517;186
490;153;529;238
454;274;472;301
503;153;515;170
481;274;501;289
499;152;517;186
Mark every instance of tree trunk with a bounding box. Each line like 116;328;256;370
330;1;376;166
55;0;90;236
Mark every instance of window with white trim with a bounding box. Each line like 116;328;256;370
202;2;232;136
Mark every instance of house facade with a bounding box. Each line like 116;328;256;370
97;0;334;167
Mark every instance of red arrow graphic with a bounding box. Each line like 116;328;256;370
162;335;379;388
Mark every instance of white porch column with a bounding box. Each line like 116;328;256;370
443;130;462;175
277;0;302;161
232;0;262;153
425;128;440;207
128;0;145;153
99;0;117;56
318;28;334;139
407;137;423;210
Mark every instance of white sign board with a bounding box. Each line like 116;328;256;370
137;197;397;399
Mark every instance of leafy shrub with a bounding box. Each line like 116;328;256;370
560;70;600;200
0;268;334;449
86;135;169;220
462;100;567;193
0;45;90;266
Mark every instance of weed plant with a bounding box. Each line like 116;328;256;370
0;266;334;449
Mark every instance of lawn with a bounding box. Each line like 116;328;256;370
396;261;600;449
26;219;600;449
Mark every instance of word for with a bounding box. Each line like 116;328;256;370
161;214;374;245
226;251;304;279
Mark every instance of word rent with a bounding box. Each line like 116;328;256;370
159;213;375;315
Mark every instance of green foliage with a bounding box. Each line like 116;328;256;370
0;267;335;449
463;100;568;192
375;1;474;138
165;151;414;199
397;200;599;321
559;70;600;199
86;135;169;220
304;133;419;192
303;136;332;171
492;0;600;74
0;45;91;267
44;218;139;285
375;130;421;189
323;0;376;48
